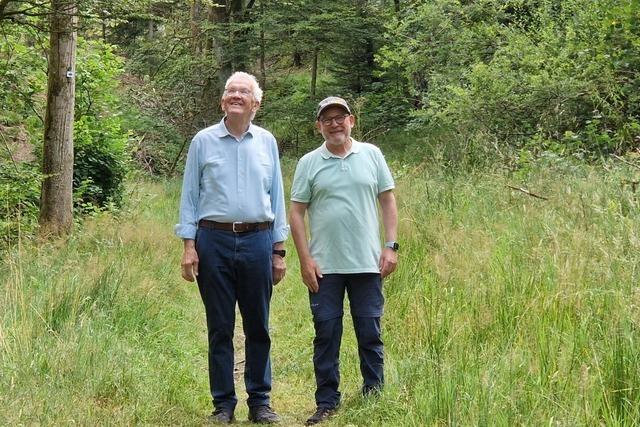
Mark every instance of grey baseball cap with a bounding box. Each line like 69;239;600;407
316;96;351;119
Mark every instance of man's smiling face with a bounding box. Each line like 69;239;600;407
221;76;260;120
317;106;354;147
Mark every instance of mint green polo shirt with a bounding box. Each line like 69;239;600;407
291;139;395;274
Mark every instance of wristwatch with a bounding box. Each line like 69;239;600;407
272;249;286;257
384;241;399;251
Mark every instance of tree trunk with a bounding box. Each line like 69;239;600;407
259;2;266;89
191;0;202;53
201;1;230;123
0;0;11;20
40;0;78;236
310;47;318;98
293;50;302;67
148;19;155;40
212;1;231;93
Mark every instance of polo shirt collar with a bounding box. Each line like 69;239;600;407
319;138;361;159
213;117;255;139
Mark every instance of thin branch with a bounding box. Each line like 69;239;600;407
1;2;50;18
610;153;640;171
149;37;192;79
0;128;20;174
506;185;549;200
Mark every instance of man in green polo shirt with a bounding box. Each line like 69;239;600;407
290;96;399;425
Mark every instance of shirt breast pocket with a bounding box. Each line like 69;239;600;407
257;152;273;189
202;156;226;193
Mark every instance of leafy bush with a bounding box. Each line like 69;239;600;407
73;39;131;209
376;0;640;165
258;72;325;156
73;115;129;208
0;32;132;242
0;161;41;243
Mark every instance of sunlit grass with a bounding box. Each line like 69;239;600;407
2;159;640;425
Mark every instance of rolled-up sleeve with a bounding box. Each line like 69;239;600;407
174;137;201;239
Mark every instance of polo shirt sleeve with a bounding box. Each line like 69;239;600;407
290;155;312;203
374;147;395;194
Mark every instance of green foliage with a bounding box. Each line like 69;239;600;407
375;0;640;165
258;72;327;155
0;27;47;135
73;39;130;210
73;115;129;209
0;30;132;239
0;160;41;243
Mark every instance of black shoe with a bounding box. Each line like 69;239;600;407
305;407;336;425
362;384;382;397
208;408;234;424
248;405;280;424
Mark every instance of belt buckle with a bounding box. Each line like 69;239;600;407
232;221;243;233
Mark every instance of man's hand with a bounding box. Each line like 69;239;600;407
181;241;199;282
300;257;323;293
379;248;398;279
272;254;286;285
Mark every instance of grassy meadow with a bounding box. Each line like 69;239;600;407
2;154;640;426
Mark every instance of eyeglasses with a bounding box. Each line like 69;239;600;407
319;114;349;126
224;88;253;97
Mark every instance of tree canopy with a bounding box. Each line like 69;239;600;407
1;0;639;237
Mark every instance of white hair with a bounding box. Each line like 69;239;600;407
225;71;263;103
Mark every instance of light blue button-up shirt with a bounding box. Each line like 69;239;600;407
175;118;288;242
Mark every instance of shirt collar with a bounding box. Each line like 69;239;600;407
213;117;255;139
319;138;361;159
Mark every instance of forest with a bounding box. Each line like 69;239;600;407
1;0;638;236
2;0;640;425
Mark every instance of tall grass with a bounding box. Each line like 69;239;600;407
1;181;208;425
2;157;640;425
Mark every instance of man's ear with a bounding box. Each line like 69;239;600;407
315;120;321;130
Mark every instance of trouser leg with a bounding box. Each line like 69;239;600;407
313;316;343;408
309;275;346;409
196;229;237;411
346;273;384;394
236;229;273;408
353;316;384;393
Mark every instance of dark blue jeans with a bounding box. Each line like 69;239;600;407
195;227;274;412
309;273;384;409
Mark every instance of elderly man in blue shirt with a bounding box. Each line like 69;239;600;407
175;71;288;424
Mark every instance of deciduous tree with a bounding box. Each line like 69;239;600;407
39;0;77;235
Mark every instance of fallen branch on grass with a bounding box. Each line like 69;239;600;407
506;185;549;200
610;154;640;171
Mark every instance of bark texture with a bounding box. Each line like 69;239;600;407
40;0;77;236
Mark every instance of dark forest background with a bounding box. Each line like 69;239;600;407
1;0;639;239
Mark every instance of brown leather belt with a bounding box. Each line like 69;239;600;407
198;219;271;233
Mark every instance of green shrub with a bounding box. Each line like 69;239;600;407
0;161;41;243
376;0;640;164
72;39;131;209
73;115;129;209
